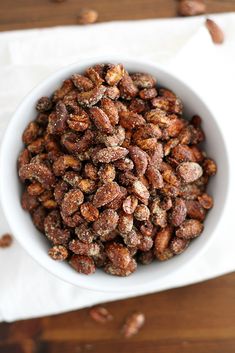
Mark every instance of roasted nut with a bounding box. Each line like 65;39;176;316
100;97;119;125
132;180;150;205
118;211;134;234
104;258;137;276
80;202;99;222
107;186;127;210
203;158;217;176
105;64;125;86
61;189;84;216
93;209;119;238
93;182;120;207
198;193;213;209
122;195;138;214
71;74;94;91
89;306;113;323
32;206;47;232
92;146;128;163
177;162;203;183
131;73;156;89
69;239;100;256
185;200;206;221
44;210;70;245
129;146;148;176
170;198;187;227
106;242;131;269
18;149;31;170
48;245;68;260
154;226;173;256
0;233;13;248
122;312;145;338
22;122;39;145
134;205;150;221
75;223;95;243
67;107;90;132
98;164;116;183
139;88;157;100
176;219;204;239
53;155;81;176
170;237;189;255
89;107;114;134
53;79;73;102
119;111;145;130
77;8;98;25
119;73;138;100
77;85;106;107
36;97;52;112
205;18;224;44
146;165;164;189
70;254;96;274
178;0;206;16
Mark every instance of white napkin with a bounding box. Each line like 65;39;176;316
0;13;234;322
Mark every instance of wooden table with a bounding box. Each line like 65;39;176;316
1;1;235;352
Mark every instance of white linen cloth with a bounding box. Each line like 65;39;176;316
0;13;234;322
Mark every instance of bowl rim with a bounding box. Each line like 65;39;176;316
0;55;230;293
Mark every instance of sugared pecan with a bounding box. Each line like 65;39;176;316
177;162;203;183
44;210;70;245
104;258;137;276
132;180;150;205
19;163;56;189
129;146;148;176
89;107;113;134
69;254;95;274
119;73;138;100
105;64;125;86
178;0;206;16
48;245;68;260
92;146;128;163
131;73;156;89
93;182;120;207
176;219;204;239
100;97;119;125
122;312;145;338
0;234;13;248
89;306;113;323
80;202;99;222
205;18;224;45
71;73;94;91
118;211;134;234
170;237;189;255
93;209;119;238
77;85;106;107
170;198;187;227
22;122;39;145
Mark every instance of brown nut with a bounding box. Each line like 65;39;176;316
48;245;68;260
69;254;96;274
205;18;224;45
176;219;204;239
19;163;56;189
177;162;203;183
178;0;206;16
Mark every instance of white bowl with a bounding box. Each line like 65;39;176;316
0;57;229;293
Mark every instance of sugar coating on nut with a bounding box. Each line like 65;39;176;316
18;62;216;276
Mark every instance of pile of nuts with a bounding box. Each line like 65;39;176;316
18;63;217;276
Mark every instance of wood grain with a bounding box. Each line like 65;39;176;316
0;0;234;31
0;1;235;352
1;273;235;353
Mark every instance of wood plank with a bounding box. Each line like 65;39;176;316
0;0;234;31
1;273;235;352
